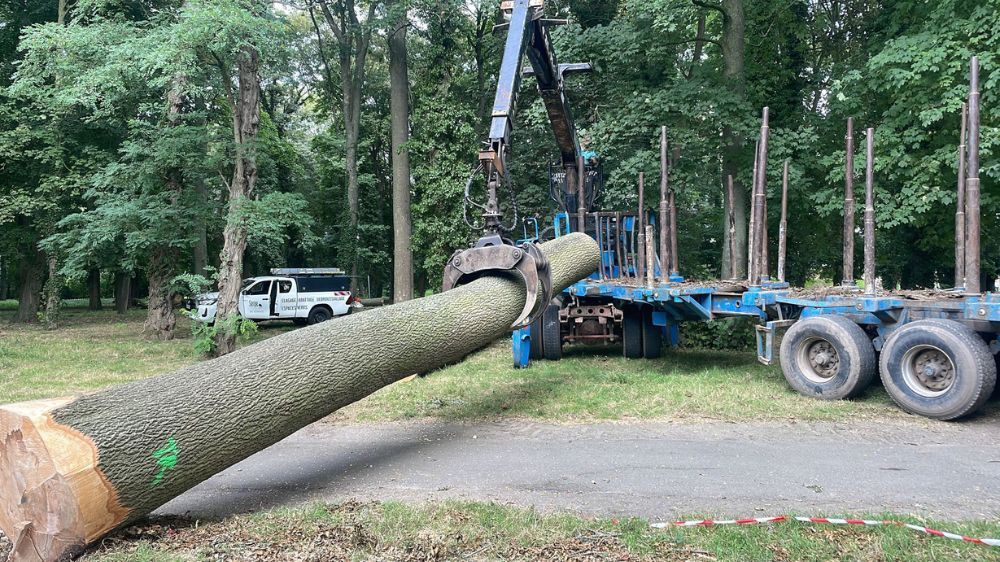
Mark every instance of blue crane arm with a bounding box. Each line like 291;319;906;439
482;0;591;175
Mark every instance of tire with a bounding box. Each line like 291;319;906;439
622;305;643;359
879;319;996;420
779;315;877;400
642;307;662;359
307;306;333;325
542;303;562;361
529;315;545;360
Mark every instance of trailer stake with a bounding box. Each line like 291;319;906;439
843;117;856;287
778;159;789;283
956;102;968;289
863;128;876;295
965;56;982;295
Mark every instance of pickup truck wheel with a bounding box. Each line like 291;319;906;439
642;307;662;359
622;305;643;359
307;306;333;325
542;303;562;361
779;315;876;400
879;319;996;420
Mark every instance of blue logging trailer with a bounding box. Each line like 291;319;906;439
513;58;994;421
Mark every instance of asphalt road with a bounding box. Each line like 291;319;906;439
156;417;1000;522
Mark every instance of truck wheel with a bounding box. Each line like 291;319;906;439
622;305;643;359
779;315;876;400
642;307;662;359
529;316;545;360
307;306;333;325
542;303;562;361
879;319;996;420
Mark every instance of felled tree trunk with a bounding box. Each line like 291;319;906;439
0;233;598;562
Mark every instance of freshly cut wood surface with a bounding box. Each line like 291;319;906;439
0;233;598;562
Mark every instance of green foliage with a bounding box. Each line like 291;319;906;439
189;312;258;356
2;0;998;309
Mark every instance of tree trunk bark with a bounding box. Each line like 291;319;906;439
0;233;598;562
144;248;177;341
114;272;131;315
0;255;8;301
719;0;747;280
213;46;261;356
14;251;43;323
389;7;413;303
193;180;208;277
42;256;61;330
87;268;102;311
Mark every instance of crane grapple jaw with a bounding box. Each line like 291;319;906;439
442;234;553;329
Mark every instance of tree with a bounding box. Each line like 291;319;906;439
388;0;412;301
312;0;379;291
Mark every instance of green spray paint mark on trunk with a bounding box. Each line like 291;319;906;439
151;437;179;487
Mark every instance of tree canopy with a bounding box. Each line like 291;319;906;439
0;0;996;330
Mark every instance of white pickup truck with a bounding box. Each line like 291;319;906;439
193;268;360;325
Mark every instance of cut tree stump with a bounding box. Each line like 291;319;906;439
0;233;598;562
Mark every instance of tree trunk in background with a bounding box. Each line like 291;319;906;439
0;255;8;301
144;249;178;340
0;233;598;562
389;6;413;303
114;272;131;315
144;77;186;340
14;249;43;323
213;45;261;356
193;180;208;276
317;1;375;293
87;268;102;310
718;0;747;279
42;256;61;329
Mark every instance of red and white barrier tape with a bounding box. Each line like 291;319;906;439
650;515;1000;547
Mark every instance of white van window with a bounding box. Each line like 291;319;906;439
278;280;293;293
245;281;271;296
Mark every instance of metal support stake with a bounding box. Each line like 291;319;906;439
863;127;876;295
615;212;624;281
956;102;968;289
778;159;789;283
843;117;856;286
593;214;601;280
965;56;982;295
637;172;646;283
669;185;679;276
576;154;587;234
645;225;656;288
659;126;670;281
752;107;770;285
726;175;737;279
747;140;760;284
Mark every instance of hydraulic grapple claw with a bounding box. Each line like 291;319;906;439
442;235;553;329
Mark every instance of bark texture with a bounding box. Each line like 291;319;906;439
113;272;131;315
0;234;598;562
213;46;261;356
87;269;102;311
715;0;747;279
14;248;42;323
389;5;413;303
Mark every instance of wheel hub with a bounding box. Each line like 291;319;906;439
806;340;839;379
911;349;954;391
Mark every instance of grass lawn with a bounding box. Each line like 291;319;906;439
0;305;930;422
72;501;1000;561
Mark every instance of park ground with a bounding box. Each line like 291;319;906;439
2;302;1000;561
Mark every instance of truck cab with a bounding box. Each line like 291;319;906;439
193;268;358;325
